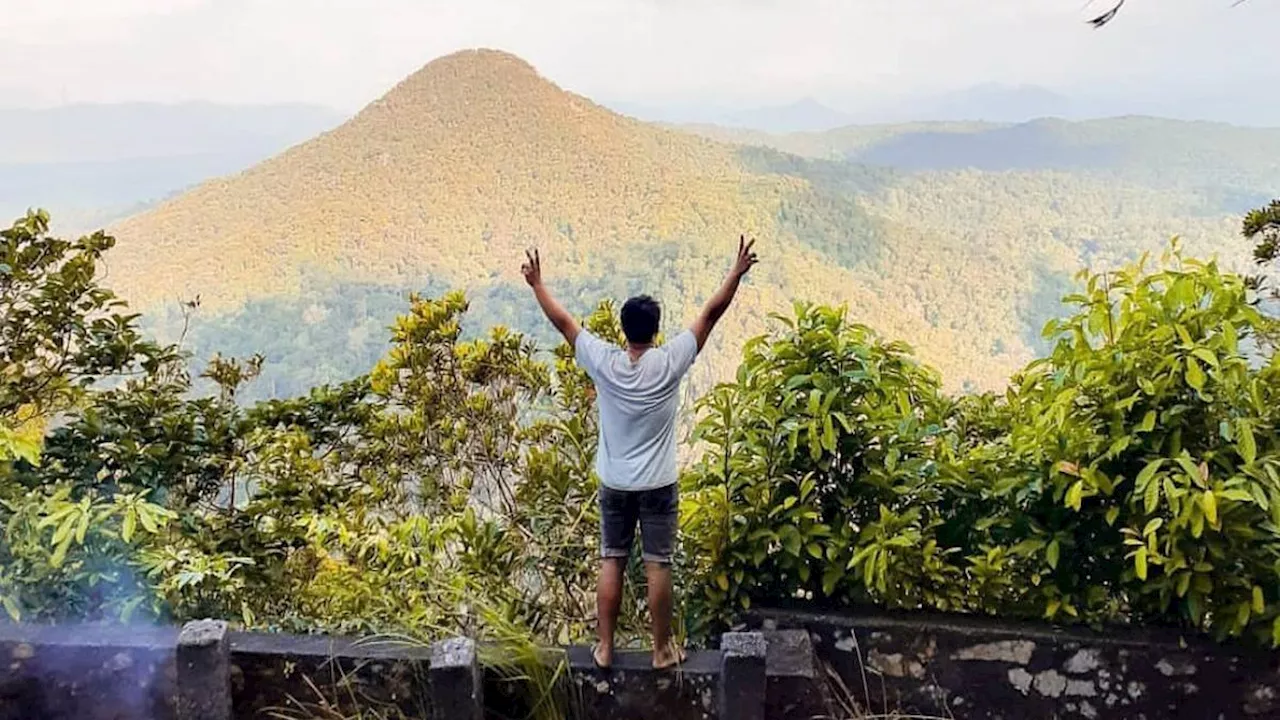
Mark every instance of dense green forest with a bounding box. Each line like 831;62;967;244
4;204;1280;667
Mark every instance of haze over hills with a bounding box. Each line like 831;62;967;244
102;49;1271;399
0;103;344;231
613;81;1280;130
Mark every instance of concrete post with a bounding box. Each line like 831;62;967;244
430;637;483;720
720;631;768;720
176;619;232;720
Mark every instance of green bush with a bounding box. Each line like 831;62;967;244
683;245;1280;645
4;212;1280;656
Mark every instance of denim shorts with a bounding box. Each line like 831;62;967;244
599;483;678;565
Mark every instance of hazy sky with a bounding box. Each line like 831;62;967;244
2;0;1276;113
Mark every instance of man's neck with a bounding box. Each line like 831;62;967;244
626;342;653;362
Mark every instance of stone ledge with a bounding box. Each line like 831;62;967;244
561;647;722;720
748;605;1280;720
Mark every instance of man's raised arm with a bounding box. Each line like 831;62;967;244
691;236;759;351
523;248;581;346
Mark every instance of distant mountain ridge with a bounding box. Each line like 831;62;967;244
96;49;1264;398
610;84;1075;131
715;98;855;133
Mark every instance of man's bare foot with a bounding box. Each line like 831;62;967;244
652;641;686;670
592;643;613;670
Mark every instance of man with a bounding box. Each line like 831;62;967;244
522;237;759;670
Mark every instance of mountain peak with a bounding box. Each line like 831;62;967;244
412;48;540;82
378;48;543;102
347;48;584;134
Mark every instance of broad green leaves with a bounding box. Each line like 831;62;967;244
4;211;1280;654
686;244;1280;647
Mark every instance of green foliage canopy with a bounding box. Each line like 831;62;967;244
3;212;1280;658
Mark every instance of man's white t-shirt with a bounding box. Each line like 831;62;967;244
575;329;699;491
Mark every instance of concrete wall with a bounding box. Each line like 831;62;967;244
0;623;178;720
7;609;1280;719
747;606;1280;719
0;621;765;720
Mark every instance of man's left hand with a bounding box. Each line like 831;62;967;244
522;248;543;287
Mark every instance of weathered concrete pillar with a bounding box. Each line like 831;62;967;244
720;631;768;720
176;619;232;720
430;637;483;720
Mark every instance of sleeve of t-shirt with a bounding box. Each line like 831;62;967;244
574;330;612;379
666;330;700;377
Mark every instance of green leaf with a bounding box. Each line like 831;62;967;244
782;530;802;558
1253;586;1265;614
1046;539;1060;569
74;509;91;545
51;513;78;546
1;595;20;622
1176;324;1194;346
806;542;824;560
715;573;730;591
1045;598;1062;619
1201;491;1218;526
49;532;74;569
119;595;146;623
822;414;836;452
1105;507;1120;526
1066;481;1084;511
137;507;159;534
1143;518;1163;536
785;374;811;389
1138;410;1157;433
1144;477;1161;514
122;509;137;543
1224;322;1239;355
1191;348;1219;369
896;391;911;417
1106;436;1131;458
1252;484;1270;511
1238;420;1257;466
1136;459;1164;489
1134;547;1148;580
1185;357;1206;391
822;566;842;596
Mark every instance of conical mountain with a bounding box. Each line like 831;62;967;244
108;48;1233;394
110;49;786;310
109;49;948;389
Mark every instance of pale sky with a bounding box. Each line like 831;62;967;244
2;0;1276;114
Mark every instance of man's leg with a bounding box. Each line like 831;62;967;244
639;484;683;668
596;486;636;668
645;561;678;665
596;558;625;666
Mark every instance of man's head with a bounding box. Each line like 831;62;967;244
620;295;661;345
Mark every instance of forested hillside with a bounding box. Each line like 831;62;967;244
104;50;1270;399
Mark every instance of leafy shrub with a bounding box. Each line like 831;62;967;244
5;212;1280;658
679;303;966;635
685;246;1280;645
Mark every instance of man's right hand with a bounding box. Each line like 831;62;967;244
692;235;760;351
732;235;759;279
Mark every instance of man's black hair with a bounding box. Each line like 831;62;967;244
620;295;661;345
